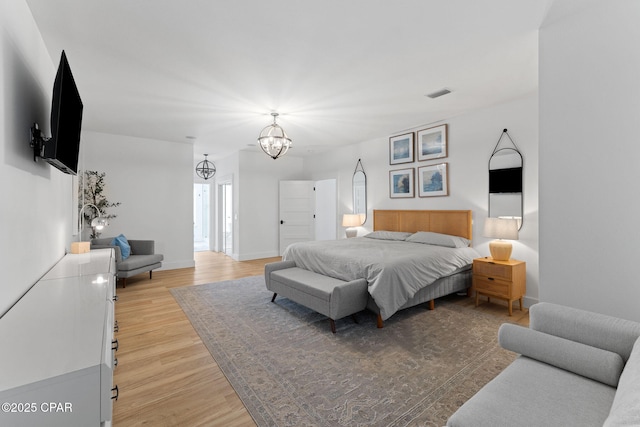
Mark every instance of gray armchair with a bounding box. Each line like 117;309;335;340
91;237;163;287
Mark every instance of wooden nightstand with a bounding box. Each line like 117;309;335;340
473;257;526;316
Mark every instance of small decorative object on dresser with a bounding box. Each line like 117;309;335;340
473;257;526;316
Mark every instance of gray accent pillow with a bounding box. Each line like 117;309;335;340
499;323;624;387
604;336;640;426
363;231;411;241
405;231;470;248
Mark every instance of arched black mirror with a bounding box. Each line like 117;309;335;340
353;159;367;225
489;129;523;229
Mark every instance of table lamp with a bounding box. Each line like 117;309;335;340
71;203;109;254
483;217;519;261
342;214;361;238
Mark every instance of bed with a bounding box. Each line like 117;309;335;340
282;209;480;327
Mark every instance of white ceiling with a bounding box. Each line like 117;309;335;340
25;0;555;161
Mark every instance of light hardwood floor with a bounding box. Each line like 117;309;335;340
112;251;529;426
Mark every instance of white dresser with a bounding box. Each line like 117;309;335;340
0;249;118;426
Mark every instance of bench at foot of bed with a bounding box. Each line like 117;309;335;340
265;261;368;333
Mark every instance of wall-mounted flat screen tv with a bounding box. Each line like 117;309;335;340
42;50;83;175
489;166;522;194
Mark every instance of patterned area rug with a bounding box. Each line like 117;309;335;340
171;276;517;427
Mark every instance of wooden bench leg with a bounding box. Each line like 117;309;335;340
377;314;384;329
329;319;336;334
271;293;277;302
428;299;435;310
149;271;153;280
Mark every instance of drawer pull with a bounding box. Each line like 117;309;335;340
488;277;495;281
112;339;119;352
111;385;119;401
114;320;119;333
113;294;119;302
114;357;118;367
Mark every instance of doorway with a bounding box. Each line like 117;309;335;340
193;183;210;251
218;179;233;255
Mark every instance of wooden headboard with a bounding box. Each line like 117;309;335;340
373;209;473;241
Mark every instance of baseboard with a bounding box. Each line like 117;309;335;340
523;295;539;308
237;250;280;261
157;259;195;271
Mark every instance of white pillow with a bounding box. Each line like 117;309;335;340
406;231;470;248
363;231;411;241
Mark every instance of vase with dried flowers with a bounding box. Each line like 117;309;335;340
78;170;121;238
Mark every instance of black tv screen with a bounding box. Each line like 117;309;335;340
43;51;83;175
489;167;522;193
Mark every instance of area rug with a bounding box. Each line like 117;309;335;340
171;276;518;427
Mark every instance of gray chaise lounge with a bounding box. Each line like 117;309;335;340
447;302;640;427
92;237;163;287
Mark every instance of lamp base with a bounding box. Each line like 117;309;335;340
489;240;512;261
71;241;90;254
345;228;357;238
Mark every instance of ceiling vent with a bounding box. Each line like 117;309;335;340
426;88;451;99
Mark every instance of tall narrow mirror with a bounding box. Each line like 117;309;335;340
489;129;523;229
353;159;367;225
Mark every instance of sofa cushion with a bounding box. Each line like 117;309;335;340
603;336;640;426
447;356;616;427
111;234;131;259
499;323;625;387
118;254;163;272
530;302;640;363
270;267;346;302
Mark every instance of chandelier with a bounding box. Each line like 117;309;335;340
258;112;292;160
195;154;216;180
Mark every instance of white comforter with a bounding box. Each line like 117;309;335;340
283;237;480;320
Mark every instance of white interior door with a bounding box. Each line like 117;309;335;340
279;180;315;255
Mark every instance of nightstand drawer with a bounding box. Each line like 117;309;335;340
473;260;512;280
474;276;510;297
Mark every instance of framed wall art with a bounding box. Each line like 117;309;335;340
417;124;447;161
389;168;414;198
389;132;414;164
418;163;449;197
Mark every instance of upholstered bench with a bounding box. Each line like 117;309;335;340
265;261;368;333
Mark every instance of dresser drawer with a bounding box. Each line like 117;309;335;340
474;276;510;297
474;260;512;280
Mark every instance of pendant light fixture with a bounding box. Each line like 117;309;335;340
195;154;216;180
258;112;292;160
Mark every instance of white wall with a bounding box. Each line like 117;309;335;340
304;95;540;306
0;0;75;317
539;1;640;321
81;131;195;270
237;150;305;260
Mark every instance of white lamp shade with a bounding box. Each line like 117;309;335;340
483;217;519;240
342;214;362;227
